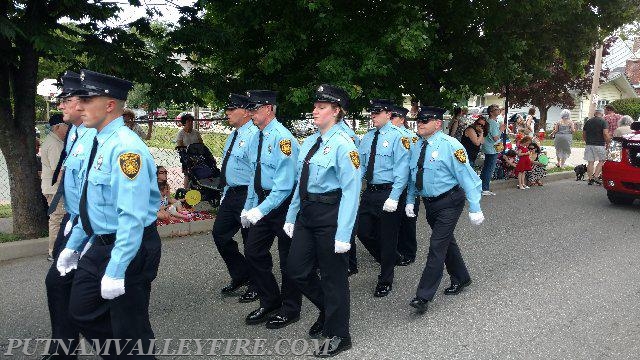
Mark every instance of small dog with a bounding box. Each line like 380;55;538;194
574;164;587;181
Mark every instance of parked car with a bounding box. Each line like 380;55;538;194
151;108;168;120
132;108;148;121
602;121;640;205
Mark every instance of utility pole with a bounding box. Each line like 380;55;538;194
588;44;604;118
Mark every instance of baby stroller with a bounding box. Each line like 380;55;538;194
177;143;222;206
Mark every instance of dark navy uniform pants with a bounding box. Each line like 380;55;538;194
416;187;471;300
212;186;254;292
245;195;301;317
357;187;401;285
397;190;419;260
288;196;350;338
45;213;80;358
68;224;161;359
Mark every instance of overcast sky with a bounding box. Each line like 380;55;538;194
109;0;196;25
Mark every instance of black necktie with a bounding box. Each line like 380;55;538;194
253;131;264;200
364;130;379;183
79;136;98;236
299;137;322;201
51;126;72;186
218;130;238;189
415;140;428;191
47;127;79;215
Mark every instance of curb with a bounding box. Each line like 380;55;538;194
488;170;574;191
0;172;574;263
0;219;214;263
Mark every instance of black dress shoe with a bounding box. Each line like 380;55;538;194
221;278;249;294
238;290;259;303
265;313;300;329
347;267;358;276
444;279;472;295
409;297;429;312
396;255;415;266
373;282;392;297
314;336;352;358
308;314;325;338
245;306;279;325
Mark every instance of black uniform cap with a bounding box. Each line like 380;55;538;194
416;106;446;122
391;105;409;118
245;90;278;110
78;69;133;101
315;84;349;110
225;93;250;109
367;99;395;113
56;71;85;98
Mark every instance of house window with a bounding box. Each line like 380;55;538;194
597;99;609;108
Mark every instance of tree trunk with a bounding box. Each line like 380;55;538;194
539;105;551;132
0;35;48;238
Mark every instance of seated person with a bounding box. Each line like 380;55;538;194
502;149;518;179
157;181;193;221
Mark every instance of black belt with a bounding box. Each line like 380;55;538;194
94;222;157;246
423;185;460;203
366;183;393;191
304;189;342;205
227;185;248;193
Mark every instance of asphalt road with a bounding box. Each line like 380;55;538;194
1;179;639;359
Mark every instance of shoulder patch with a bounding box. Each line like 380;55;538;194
412;136;418;144
279;139;292;156
349;150;360;169
401;137;410;150
454;149;467;164
119;153;141;180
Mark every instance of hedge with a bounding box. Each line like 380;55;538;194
608;98;640;121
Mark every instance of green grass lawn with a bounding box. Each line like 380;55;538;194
0;232;22;243
547;165;574;174
0;204;12;218
542;139;585;148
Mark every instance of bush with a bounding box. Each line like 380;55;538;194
609;98;640;121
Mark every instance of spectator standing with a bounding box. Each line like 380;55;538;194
514;136;533;190
123;108;153;140
447;107;466;140
40;114;68;260
550;109;575;168
460;116;487;165
582;108;610;185
613;115;635;137
603;104;622;136
479;104;506;196
175;113;203;187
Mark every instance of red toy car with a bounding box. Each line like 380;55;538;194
602;121;640;205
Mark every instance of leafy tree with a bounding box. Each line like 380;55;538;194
609;98;640;120
0;1;192;237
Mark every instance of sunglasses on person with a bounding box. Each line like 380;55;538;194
157;170;168;174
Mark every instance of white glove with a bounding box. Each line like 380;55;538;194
101;275;125;300
283;223;295;238
167;204;180;216
334;240;351;254
80;241;92;258
405;204;416;218
382;198;398;212
240;209;251;228
56;248;79;276
63;219;73;236
246;207;264;225
469;211;485;226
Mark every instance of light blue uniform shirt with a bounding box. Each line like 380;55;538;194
285;124;362;243
481;118;501;154
338;119;360;147
66;117;160;279
407;131;482;213
221;121;259;197
244;118;299;215
63;124;96;217
358;121;410;201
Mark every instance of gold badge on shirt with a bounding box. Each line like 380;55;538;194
349;150;360;169
279;139;292;156
454;149;467;164
119;153;141;180
401;137;410;150
412;136;418;144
